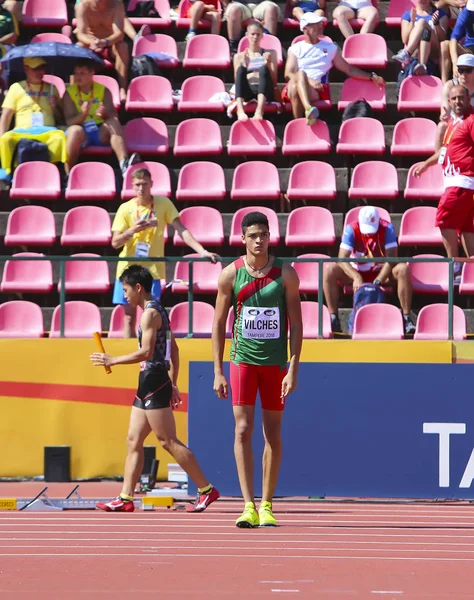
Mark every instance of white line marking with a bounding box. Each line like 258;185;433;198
371;592;404;595
271;590;300;593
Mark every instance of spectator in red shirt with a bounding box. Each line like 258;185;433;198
185;0;221;41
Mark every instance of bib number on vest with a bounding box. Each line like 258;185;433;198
242;306;280;339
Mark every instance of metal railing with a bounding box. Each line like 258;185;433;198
0;255;457;339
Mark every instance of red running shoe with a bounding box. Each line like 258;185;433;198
186;486;220;513
96;496;135;512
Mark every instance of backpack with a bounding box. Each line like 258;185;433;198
127;1;160;17
341;99;374;122
130;54;162;80
12;139;50;171
348;283;385;334
395;57;439;99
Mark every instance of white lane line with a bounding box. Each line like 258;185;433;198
271;590;300;593
371;592;404;595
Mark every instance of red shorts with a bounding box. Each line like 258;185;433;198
436;187;474;234
230;362;287;411
281;82;330;104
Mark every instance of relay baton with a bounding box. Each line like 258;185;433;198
93;332;112;375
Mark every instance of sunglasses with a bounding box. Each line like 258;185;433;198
458;67;474;74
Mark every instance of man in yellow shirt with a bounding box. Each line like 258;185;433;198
112;167;219;337
0;57;66;174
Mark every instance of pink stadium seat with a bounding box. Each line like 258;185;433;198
122;161;171;199
124;118;169;155
348;161;398;199
231;161;280;201
169;301;215;337
61;207;111;246
183;34;231;69
133;34;179;68
352;304;404;340
398;76;443;111
282;119;331;155
108;305;143;338
336;117;385;155
237;33;284;67
10;162;61;200
404;162;443;200
228;120;277;156
300;301;332;339
125;76;173;112
391;118;437;155
174;118;223;156
93;75;121;111
31;33;71;43
50;301;102;338
176;161;226;201
178;76;226;112
291;253;329;294
386;0;415;26
43;74;66;98
459;262;474;295
414;303;466;340
22;0;67;27
65;163;116;201
59;253;110;294
127;0;172;27
338;78;386;111
342;33;387;68
230;207;280;246
344;205;391;228
172;254;222;294
5;206;56;247
398;206;443;247
0;301;44;338
285;207;336;246
287;161;337;201
410;254;449;294
173;207;224;246
1;253;53;293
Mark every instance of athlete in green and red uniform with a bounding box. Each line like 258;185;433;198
212;211;302;528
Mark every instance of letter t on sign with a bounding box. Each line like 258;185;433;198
423;423;466;487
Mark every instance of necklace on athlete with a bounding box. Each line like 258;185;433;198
246;257;270;273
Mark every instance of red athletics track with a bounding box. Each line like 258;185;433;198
1;483;474;599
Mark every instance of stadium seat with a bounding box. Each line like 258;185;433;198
348;161;398;199
386;0;415;26
300;301;332;339
344;205;391;228
178;76;226;112
285;207;336;246
5;206;56;247
108;305;143;338
22;0;67;27
183;34;231;69
237;33;284;67
124;118;169;155
228;120;277;156
31;32;71;43
414;303;466;340
169;301;215;337
231;161;280;201
174;207;224;246
65;162;116;200
342;33;387;68
336;117;385;155
391;118;437;155
352;304;405;339
125;75;174;112
176;0;218;28
398;76;443;111
176;161;226;201
0;301;44;338
287;161;337;201
59;254;111;294
50;301;102;338
338;78;386;111
398;206;443;246
122;161;171;199
60;206;111;247
93;75;121;111
291;253;329;294
10;162;61;200
132;33;179;68
127;0;172;28
410;254;449;294
404;162;443;200
1;253;53;293
459;262;474;295
43;74;66;98
174;118;223;156
282;119;331;155
229;207;280;246
172;254;222;293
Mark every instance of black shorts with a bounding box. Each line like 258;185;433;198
133;368;172;410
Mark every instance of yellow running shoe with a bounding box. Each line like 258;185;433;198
259;501;277;527
236;502;260;528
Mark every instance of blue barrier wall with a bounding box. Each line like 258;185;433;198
189;362;474;499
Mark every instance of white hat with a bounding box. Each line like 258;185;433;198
359;206;380;235
457;54;474;68
300;13;325;31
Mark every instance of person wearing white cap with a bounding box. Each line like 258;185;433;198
323;206;415;335
440;2;474;83
284;13;385;125
442;53;474;117
332;0;379;39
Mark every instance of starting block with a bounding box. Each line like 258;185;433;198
141;496;174;511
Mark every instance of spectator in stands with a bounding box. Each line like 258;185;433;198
290;0;325;23
284;13;385;124
2;1;19;24
440;3;474;83
332;0;379;39
185;0;221;41
0;57;66;175
233;21;279;121
112;167;219;338
75;0;130;102
442;53;474;116
225;0;280;55
0;0;18;47
323;206;416;335
76;0;149;42
64;59;138;176
392;0;448;75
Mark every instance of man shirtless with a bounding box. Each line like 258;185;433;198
76;0;129;102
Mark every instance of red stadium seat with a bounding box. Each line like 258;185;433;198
342;33;387;68
338;78;386;111
5;206;56;247
173;207;224;246
59;254;111;294
391;118;437;155
31;33;71;43
10;162;61;200
22;0;67;27
183;34;230;69
43;74;66;98
282;119;331;155
348;161;398;199
336;117;385;155
398;76;443;111
176;161;226;201
108;305;143;338
65;163;116;201
229;207;280;246
228;120;277;156
124;118;169;155
125;76;174;112
300;301;332;339
93;75;121;111
386;0;415;26
414;303;466;340
61;206;111;247
174;118;223;156
169;301;215;337
287;161;337;201
398;206;443;247
231;161;280;201
459;261;474;295
291;253;329;294
50;301;102;338
172;254;222;294
0;301;44;338
132;34;179;68
404;162;443;200
1;253;53;293
285;207;336;246
178;76;226;112
410;254;449;294
352;304;404;339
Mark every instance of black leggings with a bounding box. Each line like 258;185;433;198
235;65;274;102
